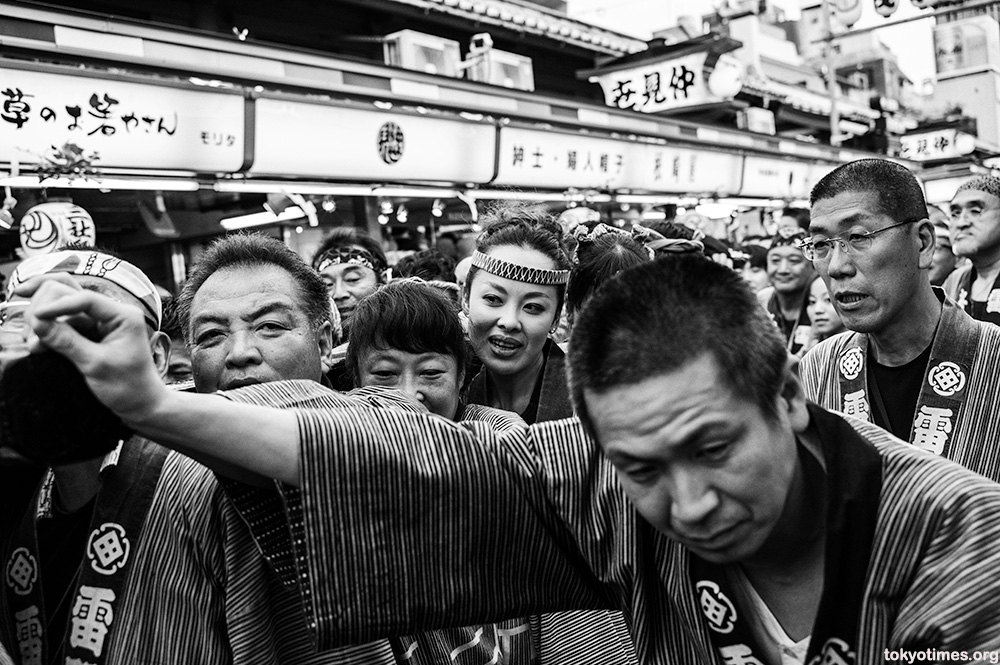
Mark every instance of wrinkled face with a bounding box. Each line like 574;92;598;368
586;354;798;564
166;338;193;385
809;191;928;335
189;264;330;393
741;263;771;292
465;245;560;378
807;278;844;339
357;348;462;419
319;263;379;332
766;246;813;295
949;189;1000;261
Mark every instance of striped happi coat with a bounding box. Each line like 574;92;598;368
800;295;1000;481
219;381;1000;664
0;443;352;665
220;381;638;665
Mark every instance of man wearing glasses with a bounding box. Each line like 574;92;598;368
799;159;1000;481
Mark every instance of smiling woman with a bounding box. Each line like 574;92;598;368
462;203;573;424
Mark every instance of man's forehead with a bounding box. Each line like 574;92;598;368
809;191;883;230
192;264;307;317
951;189;1000;207
74;275;142;308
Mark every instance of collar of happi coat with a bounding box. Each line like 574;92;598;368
834;288;980;457
3;438;168;665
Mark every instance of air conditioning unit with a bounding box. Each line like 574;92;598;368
383;30;462;78
466;49;535;91
738;107;777;135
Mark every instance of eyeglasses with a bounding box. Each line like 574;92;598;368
798;218;919;262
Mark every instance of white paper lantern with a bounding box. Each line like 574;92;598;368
19;202;96;257
874;0;899;17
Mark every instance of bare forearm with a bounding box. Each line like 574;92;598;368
125;390;302;485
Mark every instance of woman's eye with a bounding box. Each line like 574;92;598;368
483;294;502;305
524;303;546;315
421;370;445;379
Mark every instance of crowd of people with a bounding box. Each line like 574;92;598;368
2;157;1000;665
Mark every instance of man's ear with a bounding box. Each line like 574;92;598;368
916;218;936;270
780;355;810;434
149;331;171;381
316;320;335;374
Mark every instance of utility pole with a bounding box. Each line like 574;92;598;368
821;0;842;147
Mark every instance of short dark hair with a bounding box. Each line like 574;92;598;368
160;296;184;340
393;249;457;283
566;233;649;317
464;202;573;312
810;159;928;224
177;233;331;343
780;208;810;230
568;254;787;440
345;279;466;386
312;227;388;276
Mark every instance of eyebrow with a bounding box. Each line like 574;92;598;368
483;280;553;300
809;212;868;234
192;301;296;327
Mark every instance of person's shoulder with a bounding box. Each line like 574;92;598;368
459;403;526;433
220;379;347;409
942;262;972;297
844;415;1000;509
756;285;775;307
801;330;854;370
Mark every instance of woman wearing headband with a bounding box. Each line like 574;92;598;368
462;204;573;424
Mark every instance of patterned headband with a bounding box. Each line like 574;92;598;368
769;227;808;251
8;250;161;330
315;247;385;276
471;250;570;286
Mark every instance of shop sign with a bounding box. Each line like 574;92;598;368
740;156;816;199
0;66;245;172
250;98;497;183
592;52;744;114
934;16;1000;79
492;126;636;189
900;129;976;161
631;145;742;194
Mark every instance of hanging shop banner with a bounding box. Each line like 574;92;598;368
250;98;497;183
0;66;246;172
739;155;818;199
900;129;977;162
631;145;742;195
591;52;745;114
492;126;640;190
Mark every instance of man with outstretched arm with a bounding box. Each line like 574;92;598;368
17;254;1000;664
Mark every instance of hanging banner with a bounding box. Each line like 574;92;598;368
250;97;497;183
590;52;745;114
492;126;638;189
631;145;743;195
740;156;819;199
0;65;246;172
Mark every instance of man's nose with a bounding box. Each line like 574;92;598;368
824;241;855;279
225;330;263;367
669;469;720;528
